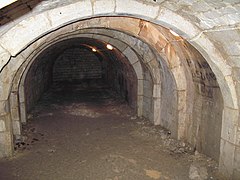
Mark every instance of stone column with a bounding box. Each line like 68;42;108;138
0;100;13;157
219;106;240;179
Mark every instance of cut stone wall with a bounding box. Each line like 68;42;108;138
106;50;137;110
24;38;139;114
185;43;223;162
24;54;53;113
53;48;103;82
159;57;178;138
142;63;154;121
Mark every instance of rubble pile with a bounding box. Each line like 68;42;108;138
133;117;194;154
14;123;44;152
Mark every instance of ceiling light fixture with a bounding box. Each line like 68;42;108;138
106;44;113;50
92;48;97;52
169;29;180;37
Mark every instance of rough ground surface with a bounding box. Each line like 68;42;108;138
0;84;224;180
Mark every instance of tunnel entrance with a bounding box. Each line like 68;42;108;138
0;0;238;177
10;18;224;163
24;37;138;115
0;16;225;179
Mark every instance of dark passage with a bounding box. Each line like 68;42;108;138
24;38;138;116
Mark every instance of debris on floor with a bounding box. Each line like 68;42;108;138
0;88;222;180
132;117;194;155
144;169;161;179
14;123;44;152
189;163;208;180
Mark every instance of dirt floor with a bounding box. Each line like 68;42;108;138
0;84;225;180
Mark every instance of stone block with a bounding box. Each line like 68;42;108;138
134;40;154;63
191;1;212;12
234;146;240;171
133;62;143;80
0;45;11;71
0;76;12;101
235;82;240;109
221;107;239;144
137;95;143;117
0;114;11;131
109;17;141;37
203;10;221;19
109;38;128;52
12;120;21;135
233;169;240;180
153;98;161;125
164;43;181;69
171;66;187;91
226;42;240;56
156;8;200;39
47;0;92;28
0;100;9;116
0;13;51;56
138;79;144;95
138;21;168;52
18;85;25;103
205;30;240;56
0;120;6;132
177;90;188;139
142;96;153;121
225;75;238;109
11;108;19;121
219;139;235;179
116;0;159;19
20;102;27;123
10;92;18;109
161;1;181;12
78;34;94;39
143;80;152;98
147;59;161;82
8;54;26;73
0;131;13;158
229;56;240;68
232;68;240;83
199;16;216;29
236;128;240;146
123;47;139;65
153;84;161;98
93;0;115;15
92;34;110;43
112;31;138;48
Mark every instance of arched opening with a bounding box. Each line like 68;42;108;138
0;0;235;177
23;37;139;116
5;17;223;164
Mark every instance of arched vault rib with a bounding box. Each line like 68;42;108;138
0;2;236;110
6;20;191;142
11;29;177;138
2;17;210;158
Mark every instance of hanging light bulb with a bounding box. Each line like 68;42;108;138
92;48;97;52
169;29;180;37
106;44;113;50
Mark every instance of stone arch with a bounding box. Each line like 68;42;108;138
0;1;238;178
1;17;214;156
0;16;219;156
0;2;236;111
10;34;157;138
8;26;181;142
